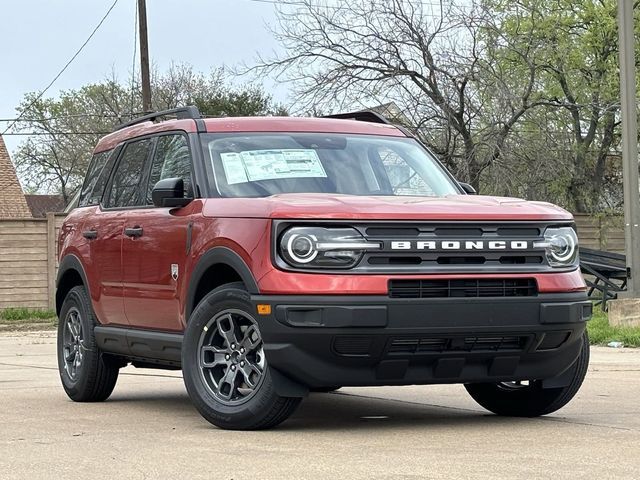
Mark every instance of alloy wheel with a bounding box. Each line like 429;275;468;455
62;307;84;380
198;309;266;405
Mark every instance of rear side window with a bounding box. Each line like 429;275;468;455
146;134;193;204
105;139;152;208
78;150;113;207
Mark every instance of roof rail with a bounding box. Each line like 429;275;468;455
323;110;392;125
114;105;201;131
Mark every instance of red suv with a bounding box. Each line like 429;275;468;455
56;107;591;430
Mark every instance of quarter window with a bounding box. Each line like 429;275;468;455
78;150;113;207
105;139;152;208
146;134;193;204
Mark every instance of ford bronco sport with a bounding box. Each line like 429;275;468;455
56;106;591;430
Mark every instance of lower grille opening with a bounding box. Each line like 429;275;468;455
388;335;529;354
389;279;538;298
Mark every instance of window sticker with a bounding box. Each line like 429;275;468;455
220;152;249;185
218;149;327;184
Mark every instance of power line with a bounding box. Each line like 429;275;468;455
1;0;120;136
0;114;128;123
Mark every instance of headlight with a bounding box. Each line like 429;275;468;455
279;226;381;269
534;227;578;268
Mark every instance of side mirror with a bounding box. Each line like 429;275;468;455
152;177;191;208
459;182;477;195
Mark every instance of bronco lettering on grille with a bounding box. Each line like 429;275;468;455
389;240;530;250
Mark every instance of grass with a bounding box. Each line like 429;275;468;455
587;308;640;347
0;308;57;326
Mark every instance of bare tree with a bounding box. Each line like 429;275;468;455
253;0;547;189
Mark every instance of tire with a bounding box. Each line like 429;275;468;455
182;283;301;430
57;285;120;402
465;331;590;417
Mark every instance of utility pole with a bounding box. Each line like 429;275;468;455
137;0;152;113
617;0;640;299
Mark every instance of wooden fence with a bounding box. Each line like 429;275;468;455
0;213;627;311
574;214;625;254
0;214;65;311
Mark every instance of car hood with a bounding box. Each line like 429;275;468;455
201;193;573;221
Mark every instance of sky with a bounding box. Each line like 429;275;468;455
0;0;288;153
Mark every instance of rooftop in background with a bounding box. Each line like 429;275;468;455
0;134;31;218
24;194;65;218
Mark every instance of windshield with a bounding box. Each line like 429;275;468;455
203;133;460;198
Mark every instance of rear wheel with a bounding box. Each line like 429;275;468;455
182;283;301;430
57;285;120;402
465;332;589;417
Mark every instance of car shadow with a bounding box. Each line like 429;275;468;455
279;391;528;432
104;388;531;432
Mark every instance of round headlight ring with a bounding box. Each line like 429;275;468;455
286;233;318;264
549;234;575;263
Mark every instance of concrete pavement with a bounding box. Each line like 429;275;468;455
1;331;639;479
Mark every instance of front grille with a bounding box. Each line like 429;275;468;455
388;335;529;354
388;278;538;298
356;221;556;273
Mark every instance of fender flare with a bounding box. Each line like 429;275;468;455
185;247;260;319
56;254;90;314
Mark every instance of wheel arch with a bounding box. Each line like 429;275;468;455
56;254;90;317
186;247;260;321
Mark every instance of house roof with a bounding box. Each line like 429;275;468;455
24;194;65;218
0;135;31;218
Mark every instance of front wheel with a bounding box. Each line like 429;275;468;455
465;331;590;417
182;283;301;430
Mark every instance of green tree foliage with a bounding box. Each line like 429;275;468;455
12;65;285;201
481;0;639;212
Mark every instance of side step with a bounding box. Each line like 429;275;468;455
94;326;183;365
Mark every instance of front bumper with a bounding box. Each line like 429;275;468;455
251;293;591;388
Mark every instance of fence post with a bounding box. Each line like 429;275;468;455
46;213;56;310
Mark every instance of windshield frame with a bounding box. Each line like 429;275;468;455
200;132;464;198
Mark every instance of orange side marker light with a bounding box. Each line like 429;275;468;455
257;304;272;315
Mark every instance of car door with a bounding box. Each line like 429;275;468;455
95;138;154;326
122;133;195;332
76;149;129;326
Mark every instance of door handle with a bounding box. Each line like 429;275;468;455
82;230;98;240
124;226;143;238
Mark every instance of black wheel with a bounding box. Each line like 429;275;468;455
57;285;120;402
182;283;301;430
465;331;590;417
